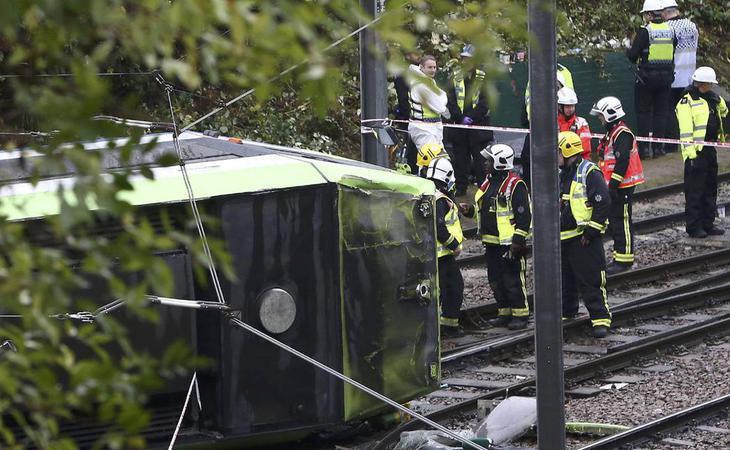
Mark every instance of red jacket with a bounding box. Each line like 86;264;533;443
558;113;592;159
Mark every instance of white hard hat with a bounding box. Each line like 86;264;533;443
557;87;578;105
661;0;678;8
590;96;625;122
641;0;664;12
480;144;515;170
426;157;456;191
692;66;718;84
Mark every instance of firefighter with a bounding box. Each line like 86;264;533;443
407;55;451;151
459;144;531;330
676;66;728;238
558;87;592;160
425;157;465;338
590;96;645;274
520;67;572;187
416;142;450;178
445;44;494;196
627;0;677;158
558;131;612;339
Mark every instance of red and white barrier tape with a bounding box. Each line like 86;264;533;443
361;118;730;149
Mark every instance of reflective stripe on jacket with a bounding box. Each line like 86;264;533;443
561;160;607;240
675;92;728;161
436;192;464;258
454;69;485;112
597;122;645;188
474;172;529;245
644;22;675;65
409;79;442;121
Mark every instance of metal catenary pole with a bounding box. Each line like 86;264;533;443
528;0;566;446
359;0;388;166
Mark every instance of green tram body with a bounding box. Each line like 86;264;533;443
0;132;440;447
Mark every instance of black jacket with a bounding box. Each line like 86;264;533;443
436;191;460;252
627;20;677;84
477;170;531;246
559;160;611;239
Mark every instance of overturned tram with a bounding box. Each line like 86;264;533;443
0;131;440;448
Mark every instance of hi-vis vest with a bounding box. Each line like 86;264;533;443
525;64;573;121
454;68;485;112
474;172;529;245
409;78;441;122
642;22;674;66
436;192;464;258
676;93;728;161
561;160;607;241
597;121;646;188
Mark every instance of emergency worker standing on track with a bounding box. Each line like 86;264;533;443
459;144;531;330
676;66;728;238
558;87;592;160
408;55;451;151
426;157;466;338
591;96;645;275
559;131;612;339
627;0;677;159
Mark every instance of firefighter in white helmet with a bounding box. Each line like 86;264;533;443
675;66;728;238
557;87;592;160
459;144;532;330
425;157;466;338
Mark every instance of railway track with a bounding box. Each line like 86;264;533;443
372;279;730;449
455;246;730;329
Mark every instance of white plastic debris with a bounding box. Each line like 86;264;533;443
472;396;537;444
394;429;476;450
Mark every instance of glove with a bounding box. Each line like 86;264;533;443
461;116;474;125
509;240;528;258
581;227;600;247
441;109;451;120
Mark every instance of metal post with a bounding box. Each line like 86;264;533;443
359;0;388;166
528;0;566;446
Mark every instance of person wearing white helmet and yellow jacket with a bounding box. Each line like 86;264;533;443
676;66;728;238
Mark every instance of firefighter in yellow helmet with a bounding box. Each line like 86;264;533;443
416;142;449;177
558;131;612;338
425;157;465;338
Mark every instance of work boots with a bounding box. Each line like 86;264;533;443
507;316;529;330
592;325;609;339
488;315;512;328
440;325;465;339
606;260;632;275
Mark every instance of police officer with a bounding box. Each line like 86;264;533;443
676;66;728;238
426;157;465;338
445;44;493;196
459;144;531;330
558;131;612;339
627;0;677;158
590;96;646;274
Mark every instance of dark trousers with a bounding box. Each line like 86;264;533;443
520;133;531;188
664;87;686;153
405;137;418;175
609;186;635;264
445;127;491;191
438;255;464;320
485;245;529;317
684;147;719;233
561;237;611;327
635;79;672;155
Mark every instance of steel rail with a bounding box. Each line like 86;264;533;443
458;200;730;247
444;281;730;363
372;313;730;450
577;394;730;449
457;248;730;328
